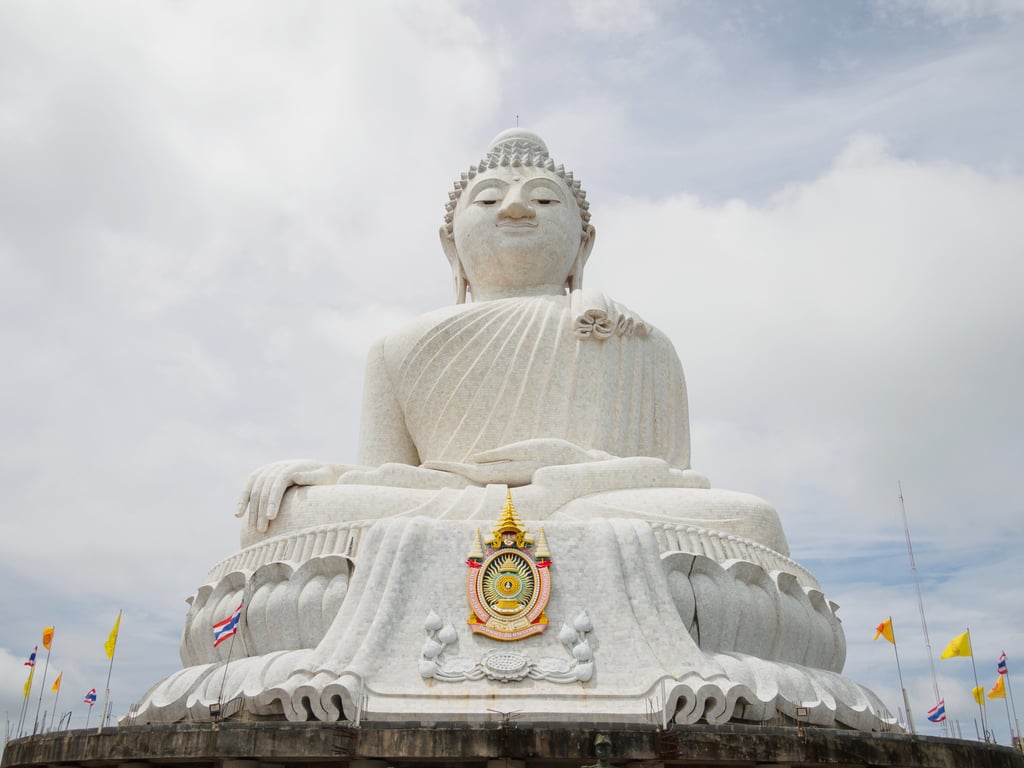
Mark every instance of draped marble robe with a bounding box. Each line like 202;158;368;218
378;291;689;469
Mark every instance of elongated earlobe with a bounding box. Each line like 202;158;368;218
454;263;468;304
439;226;467;304
568;224;596;293
567;253;584;293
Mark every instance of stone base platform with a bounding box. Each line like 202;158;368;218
4;722;1023;768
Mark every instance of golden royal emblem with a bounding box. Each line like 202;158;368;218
466;490;551;641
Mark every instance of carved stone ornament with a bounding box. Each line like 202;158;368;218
465;491;551;641
420;609;594;683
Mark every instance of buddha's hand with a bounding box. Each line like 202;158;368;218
422;438;613;486
235;460;350;533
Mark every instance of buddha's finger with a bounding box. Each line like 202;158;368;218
292;467;332;486
471;446;528;463
237;464;272;523
254;464;282;532
470;440;553;462
420;460;480;479
235;476;255;518
473;438;584;465
263;471;296;528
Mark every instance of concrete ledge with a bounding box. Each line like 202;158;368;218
4;721;1023;768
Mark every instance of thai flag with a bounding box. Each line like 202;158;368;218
24;646;37;667
926;699;946;723
212;602;243;648
998;651;1008;675
83;688;97;707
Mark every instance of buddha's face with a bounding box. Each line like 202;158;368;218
449;165;589;297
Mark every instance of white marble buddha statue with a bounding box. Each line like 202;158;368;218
133;130;891;730
235;128;788;555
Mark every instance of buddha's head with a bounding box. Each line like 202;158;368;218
440;129;596;303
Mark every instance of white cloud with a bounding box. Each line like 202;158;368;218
567;0;659;38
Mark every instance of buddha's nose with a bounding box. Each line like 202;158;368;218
498;188;534;219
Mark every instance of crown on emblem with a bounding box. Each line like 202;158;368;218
485;489;533;550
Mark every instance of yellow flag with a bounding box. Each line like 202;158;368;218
104;611;121;659
42;626;55;651
51;671;63;693
874;617;895;644
940;631;972;659
972;685;986;705
23;666;34;698
988;675;1007;700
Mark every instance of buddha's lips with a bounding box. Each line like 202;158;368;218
497;220;538;228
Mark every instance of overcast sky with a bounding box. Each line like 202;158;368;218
2;0;1023;746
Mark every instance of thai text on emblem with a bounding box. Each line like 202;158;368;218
466;491;551;641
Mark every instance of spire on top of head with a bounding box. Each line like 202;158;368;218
486;128;549;159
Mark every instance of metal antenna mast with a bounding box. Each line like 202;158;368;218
898;481;946;735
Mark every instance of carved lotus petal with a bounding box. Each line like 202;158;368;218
558;622;577;645
418;659;438;678
438;623;458;645
575;660;594;682
422;639;443;659
574;611;593;633
572;641;593;662
424;610;443;632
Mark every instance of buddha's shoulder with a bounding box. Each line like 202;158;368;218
374;296;561;349
367;303;471;372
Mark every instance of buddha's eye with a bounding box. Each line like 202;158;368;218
530;186;562;206
471;185;504;206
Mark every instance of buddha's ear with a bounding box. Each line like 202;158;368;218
580;224;596;266
439;226;468;304
568;224;596;293
439;225;458;266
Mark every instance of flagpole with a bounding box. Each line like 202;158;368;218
890;617;915;735
17;664;34;738
17;681;27;737
216;628;238;715
1002;685;1014;747
898;482;946;735
49;675;62;733
99;610;121;734
213;598;246;717
32;641;52;736
84;699;92;730
17;687;27;738
1004;654;1022;750
966;628;988;740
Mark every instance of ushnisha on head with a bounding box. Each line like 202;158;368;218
440;129;596;304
